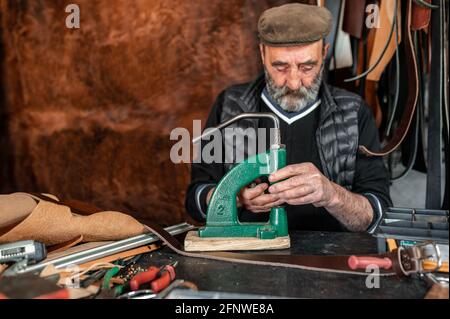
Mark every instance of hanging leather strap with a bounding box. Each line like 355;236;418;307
366;0;402;82
342;0;367;39
425;0;444;209
360;0;419;157
443;0;449;210
412;0;432;30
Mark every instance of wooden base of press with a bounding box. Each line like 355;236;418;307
184;231;291;252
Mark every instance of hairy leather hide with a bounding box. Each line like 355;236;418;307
0;0;299;225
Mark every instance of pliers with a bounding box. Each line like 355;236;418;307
101;255;142;291
129;261;178;293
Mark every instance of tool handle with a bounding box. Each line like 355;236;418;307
35;289;70;299
151;266;176;293
348;256;392;270
130;266;159;291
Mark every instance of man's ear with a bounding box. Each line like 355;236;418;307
323;42;330;59
259;44;265;64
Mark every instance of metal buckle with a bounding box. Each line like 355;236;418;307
398;241;442;276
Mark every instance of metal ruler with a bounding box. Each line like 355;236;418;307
10;222;195;276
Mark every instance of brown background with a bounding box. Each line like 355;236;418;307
0;0;302;225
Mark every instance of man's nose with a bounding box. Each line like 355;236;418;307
286;69;302;91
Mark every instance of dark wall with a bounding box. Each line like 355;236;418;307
0;0;294;225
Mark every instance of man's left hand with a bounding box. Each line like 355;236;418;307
268;162;337;207
268;162;374;232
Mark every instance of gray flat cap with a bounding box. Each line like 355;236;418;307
258;3;333;46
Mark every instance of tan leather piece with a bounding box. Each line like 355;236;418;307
29;193;104;216
77;244;160;269
0;200;146;246
0;193;38;228
366;0;402;82
47;235;84;254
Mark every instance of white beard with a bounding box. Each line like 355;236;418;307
264;66;323;113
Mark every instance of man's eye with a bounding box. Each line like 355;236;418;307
276;67;287;72
302;66;313;72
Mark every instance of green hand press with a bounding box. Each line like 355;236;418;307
193;113;288;240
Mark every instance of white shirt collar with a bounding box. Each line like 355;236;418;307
261;92;321;125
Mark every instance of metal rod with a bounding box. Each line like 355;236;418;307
192;113;281;146
16;223;196;275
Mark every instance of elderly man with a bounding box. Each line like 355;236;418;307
185;3;391;232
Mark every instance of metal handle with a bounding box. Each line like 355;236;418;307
192;113;281;147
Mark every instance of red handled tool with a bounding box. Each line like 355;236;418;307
151;265;176;293
129;266;159;291
129;261;177;292
348;256;393;270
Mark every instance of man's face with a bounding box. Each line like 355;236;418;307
260;41;328;112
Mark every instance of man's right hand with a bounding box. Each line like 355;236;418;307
206;181;283;213
237;183;283;213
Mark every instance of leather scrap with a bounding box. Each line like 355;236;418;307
0;193;37;228
47;235;84;254
0;199;146;246
77;243;160;270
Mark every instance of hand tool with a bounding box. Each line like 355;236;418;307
116;279;186;299
385;238;448;273
129;261;177;292
0;273;68;299
348;241;448;275
10;222;194;276
0;240;47;276
187;113;289;251
348;256;393;270
102;266;121;290
101;255;142;290
79;268;108;288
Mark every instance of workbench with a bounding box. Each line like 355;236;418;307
131;231;430;299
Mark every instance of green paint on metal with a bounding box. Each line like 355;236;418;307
199;147;288;239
